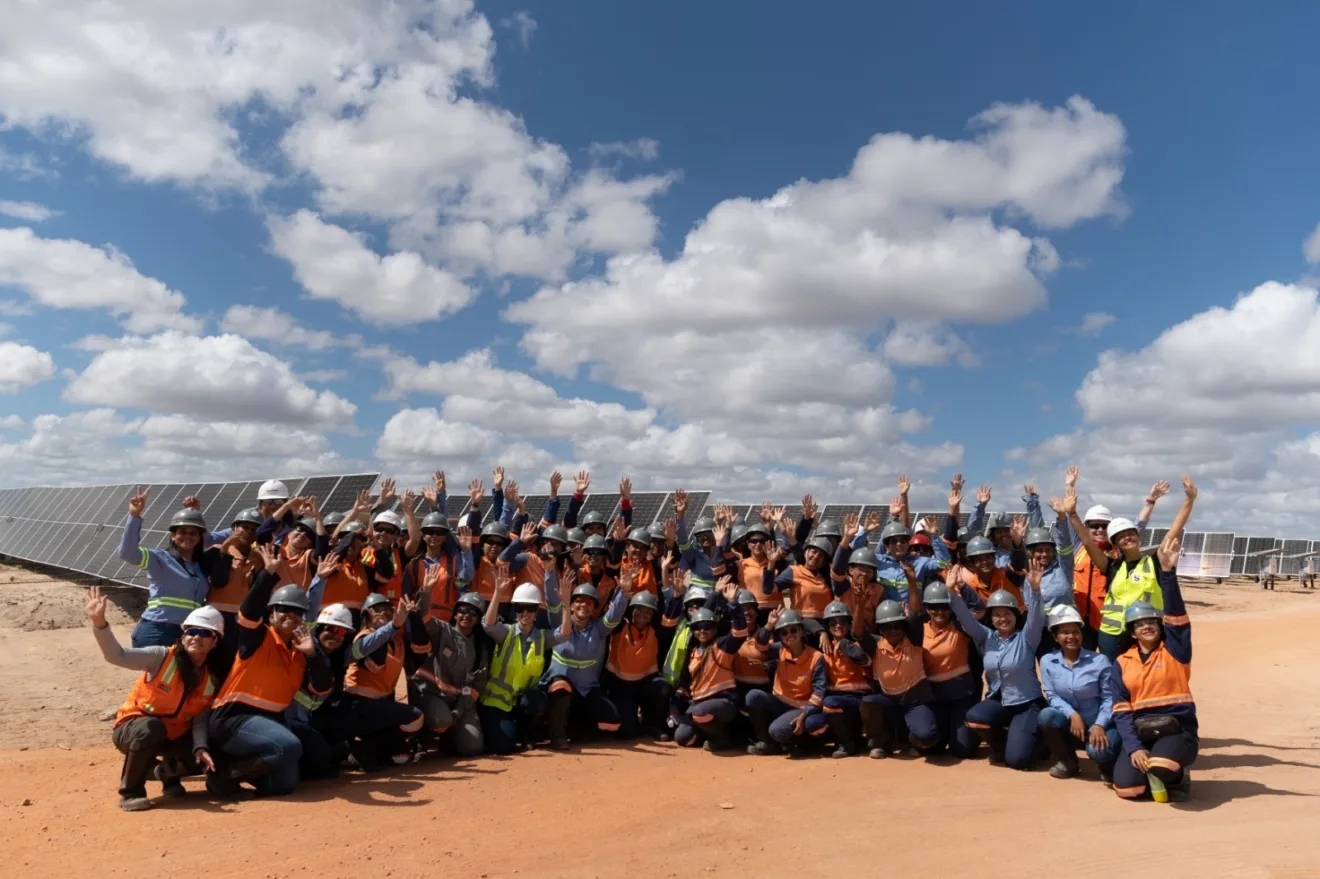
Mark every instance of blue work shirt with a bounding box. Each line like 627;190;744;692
117;515;210;625
950;582;1044;707
848;532;941;603
544;570;628;693
1040;648;1115;729
1036;515;1077;610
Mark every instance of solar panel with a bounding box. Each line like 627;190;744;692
92;485;129;525
578;493;621;527
324;474;378;516
145;484;190;529
297;475;342;509
519;494;551;525
29;521;72;562
0;488;16;517
47;524;92;569
651;491;709;527
626;492;670;528
218;481;266;531
1181;532;1205;553
1280;538;1309;575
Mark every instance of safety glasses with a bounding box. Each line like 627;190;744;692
374;527;399;537
183;627;217;639
747;537;769;545
690;623;716;633
270;606;305;619
514;605;539;615
777;626;803;637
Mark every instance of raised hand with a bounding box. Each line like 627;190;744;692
897;474;911;496
945;564;963;586
182;495;201;510
569;544;585;568
948;483;963;509
434;470;446;495
560;567;577;605
519;522;539;544
509;482;527;513
422;487;438;508
618;568;636;596
888;496;903;517
494;561;512;598
303;496;320;518
423;560;445;593
1064;465;1079;488
352;489;373;516
922;517;940;535
801;494;817;521
864;510;881;532
1027;554;1045;590
1149;479;1170;501
1010;515;1028;545
976;484;992;504
456;525;473;552
715;574;737;600
772;506;786;525
378;478;397;506
392;596;413;628
842;512;859;545
575;470;591;494
1048;495;1068;516
128;486;149;517
614;515;629;542
549;470;563;497
618;476;631;500
767;606;783;630
291;626;317;657
1158;535;1181;571
950;472;964;494
1181;476;1197;500
1023;482;1036;497
779;518;795;541
402;489;418;514
85;585;108;627
759;501;774;524
468;479;484;505
713;521;728;546
316;555;342;580
664;517;678;544
673;489;689;517
254;541;279;571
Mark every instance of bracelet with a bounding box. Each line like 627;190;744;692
1145;498;1157;505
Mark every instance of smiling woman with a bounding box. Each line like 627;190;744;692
116;486;215;648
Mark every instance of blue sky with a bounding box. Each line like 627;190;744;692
2;1;1319;533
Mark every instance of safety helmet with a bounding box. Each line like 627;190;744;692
168;508;207;532
371;510;403;530
689;608;717;627
965;536;996;558
323;512;346;530
734;589;759;607
570;583;599;603
880;521;911;542
909;533;933;549
541;524;569;545
956;527;971;545
987;512;1013;531
511;583;543;607
814;519;843;540
691;516;716;538
805;535;835;556
922;582;951;606
1047;605;1084;630
454;592;485;615
341;520;367;535
744;523;773;541
580;511;607;529
361;592;393;613
420;512;450;534
985;590;1020;612
182;606;225;636
730;524;749;545
1106;518;1139;541
847;547;878;570
315;604;354;631
231;507;262;528
480;522;510;542
566;527;587;547
627;527;652;547
1123;602;1163;626
1025;527;1054;548
268;584;310;612
646;522;667;541
823;600;852;622
257;479;290;502
294;516;318;535
773;609;804;631
1082;505;1113;525
628;591;660;612
874;600;906;626
582;534;609;554
682;586;708;606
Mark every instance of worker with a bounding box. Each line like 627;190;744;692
745;608;828;757
949;535;1026;612
117;487;215;648
1038;605;1121;782
832;515;883;631
673;489;725;591
859;597;938;758
1029;501;1077;613
730;589;771;702
480;572;565;754
360;509;407;601
619;525;662;599
340;592;429;769
768;535;839;627
859;519;942;604
953;556;1047;770
254;479;295;540
205;507;264;662
916;582;981;759
400;512;473;623
471;521;512;605
1069;477;1197;660
737;523;778;621
672;606;749;750
284;602;355;780
579;534;620;616
659;583;721;693
207;545;331;799
274;511;329;591
1111;539;1197;803
605;590;668;739
819;600;874;758
311;521;372;621
86;586;225;811
413;572;491;759
544;568;630;749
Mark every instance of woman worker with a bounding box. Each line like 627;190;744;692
341;591;429;769
915;582;981;759
605;589;669;739
818;600;874;758
544;567;630;750
86;586;226;811
744;608;829;757
413;568;492;759
284;599;356;779
672;605;748;751
1111;538;1197;803
953;556;1046;770
1038;604;1121;781
117;486;215;648
859;594;939;760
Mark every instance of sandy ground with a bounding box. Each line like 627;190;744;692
0;560;1318;878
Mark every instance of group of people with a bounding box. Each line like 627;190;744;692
93;466;1201;811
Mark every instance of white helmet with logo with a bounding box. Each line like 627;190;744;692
1046;604;1084;630
1106;517;1139;541
511;584;542;606
257;479;290;501
372;510;404;530
315;603;354;630
1082;505;1113;525
182;605;225;636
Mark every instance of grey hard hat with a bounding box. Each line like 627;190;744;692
823;600;852;622
269;584;310;612
566;527;587;546
454;592;485;615
987;512;1013;531
628;591;660;612
691;516;716;537
689;608;717;626
571;583;599;602
421;511;451;534
814;518;843;540
323;512;346;529
361;592;392;613
922;582;952;606
168;508;207;532
682;586;707;606
734;589;759;607
744;523;773;540
231;507;262;527
627;527;652;547
731;524;749;545
1025;527;1054;547
580;511;607;528
956;527;971;544
294;516;318;534
646;522;667;540
985;590;1021;611
805;535;835;556
341;519;367;535
541;524;569;544
848;547;879;570
965;536;996;558
880;520;911;542
774;608;805;631
480;522;510;541
874;600;906;626
582;534;609;553
1124;602;1163;626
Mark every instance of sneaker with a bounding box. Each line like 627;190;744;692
1147;773;1169;803
868;747;889;759
1168;771;1192;803
746;741;779;757
832;743;857;759
118;794;151;812
390;753;412;766
1048;760;1079;779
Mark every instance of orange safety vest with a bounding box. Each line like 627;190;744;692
322;561;370;610
213;625;307;714
773;644;825;708
606;622;659;681
344;627;405;699
275;543;317;591
472;559;502;603
959;568;1025;612
115;645;219;739
207;546;256;614
788;565;833;619
409;555;459;623
733;638;770;685
872;637;927;696
362;546;405;600
584;566;619;619
1073;549;1113;630
822;641;872;693
841;582;883;636
687;641;738;702
619;557;658;598
921;622;972;683
741;557;778;609
1115;643;1194;715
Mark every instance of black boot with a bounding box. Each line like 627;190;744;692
152;760;189;798
977;726;1007;766
826;710;858;758
859;702;892;757
697;718;733;752
118;749;157;811
545;692;572;750
1038;724;1079;778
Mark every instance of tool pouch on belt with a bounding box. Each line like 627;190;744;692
1133;714;1180;746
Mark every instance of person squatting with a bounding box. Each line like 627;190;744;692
94;465;1201;811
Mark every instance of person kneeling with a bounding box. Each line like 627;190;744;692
745;609;828;757
1037;605;1120;782
672;607;747;751
342;592;429;770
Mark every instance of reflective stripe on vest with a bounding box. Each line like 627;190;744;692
1100;555;1163;636
480;627;546;712
147;596;202;611
661;622;693;687
294;689;323;712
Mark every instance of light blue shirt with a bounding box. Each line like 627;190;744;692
1040;648;1115;729
117;515;210;624
950;582;1044;707
544;570;628;693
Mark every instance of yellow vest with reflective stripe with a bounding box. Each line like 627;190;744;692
1099;555;1163;636
479;627;546;712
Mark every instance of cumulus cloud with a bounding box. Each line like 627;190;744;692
64;331;357;428
1076;311;1117;335
884;322;979;368
220;304;357;351
0;200;59;222
0;341;55;392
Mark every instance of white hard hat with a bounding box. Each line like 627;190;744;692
511;583;542;606
183;606;225;636
257;479;290;501
1106;517;1139;540
912;517;929;534
315;603;354;630
1046;604;1084;629
372;510;403;530
1082;505;1112;524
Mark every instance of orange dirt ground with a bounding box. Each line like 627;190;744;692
0;561;1318;878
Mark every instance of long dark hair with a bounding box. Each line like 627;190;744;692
173;632;230;691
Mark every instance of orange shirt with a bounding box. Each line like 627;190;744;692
921;622;972;683
322;561;370;610
606;622;659;681
787;565;833;619
733;639;770;685
213;625;307;714
958;568;1025;612
772;644;825;708
1073;549;1114;630
741;557;778;609
687;641;739;702
872;637;926;696
822;640;872;693
344;627;405;699
207;546;255;614
275;543;317;591
619;558;658;598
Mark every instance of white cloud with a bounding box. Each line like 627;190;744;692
499;11;537;48
64;331;357;428
0;341;55;392
0;200;59;222
588;138;661;162
267;211;474;326
1076;311;1117;335
884;321;979;368
0;414;23;429
220;304;357;351
0;226;201;332
0;147;57;181
1305;223;1320;264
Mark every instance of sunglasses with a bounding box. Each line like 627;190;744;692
183;627;217;639
778;626;803;637
514;605;539;615
454;608;479;617
374;527;399;536
585;550;608;558
691;624;716;633
747;537;769;545
422;529;449;537
271;606;305;618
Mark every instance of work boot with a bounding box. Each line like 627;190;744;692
981;727;1007;766
549;737;571;751
347;741;381;773
1048;759;1079;779
832;741;858;758
866;737;889;759
205;773;255;802
119;793;151;812
152;760;188;798
746;741;780;757
1168;771;1192;803
1038;725;1079;778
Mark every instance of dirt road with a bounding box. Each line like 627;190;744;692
0;564;1317;878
